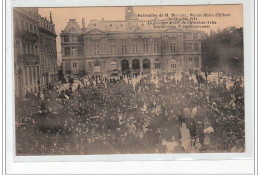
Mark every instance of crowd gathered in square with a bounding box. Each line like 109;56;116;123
16;70;245;155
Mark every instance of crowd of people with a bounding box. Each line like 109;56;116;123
15;70;245;155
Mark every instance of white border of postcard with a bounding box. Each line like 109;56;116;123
5;0;256;174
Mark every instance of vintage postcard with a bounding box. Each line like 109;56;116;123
13;5;245;156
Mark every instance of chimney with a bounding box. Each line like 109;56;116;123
49;11;53;23
82;18;85;29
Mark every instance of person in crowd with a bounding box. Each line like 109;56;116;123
197;121;205;149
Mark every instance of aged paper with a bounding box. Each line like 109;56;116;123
13;5;244;155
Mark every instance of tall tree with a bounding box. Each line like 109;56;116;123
201;27;243;74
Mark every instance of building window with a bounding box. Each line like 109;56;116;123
72;36;77;43
155;58;161;69
183;33;186;39
23;42;26;54
171;64;176;68
34;26;37;33
193;33;198;39
110;61;117;70
183;33;192;39
110;45;115;54
70;27;76;33
121;45;127;53
44;54;47;68
170;43;176;52
77;35;83;42
30;24;33;32
31;44;34;55
187;43;192;51
36;67;39;82
143;39;149;53
194;56;199;67
26;43;30;54
194;43;199;51
29;67;32;85
154;40;159;53
25;67;28;86
93;42;98;55
120;40;127;53
132;40;138;53
184;42;193;52
34;45;38;55
64;36;70;42
72;47;78;56
33;67;36;84
21;19;24;29
15;41;20;54
26;21;29;31
72;62;78;68
65;47;70;56
189;57;193;63
94;60;101;72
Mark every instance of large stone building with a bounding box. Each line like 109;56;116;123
38;14;58;88
13;8;58;97
61;7;202;76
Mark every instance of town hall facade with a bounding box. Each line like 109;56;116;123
60;7;202;76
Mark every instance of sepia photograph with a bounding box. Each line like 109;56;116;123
13;5;245;155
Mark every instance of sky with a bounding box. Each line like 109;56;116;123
38;5;243;65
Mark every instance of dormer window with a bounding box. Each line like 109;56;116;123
70;27;76;32
71;36;77;43
93;23;96;26
64;36;70;42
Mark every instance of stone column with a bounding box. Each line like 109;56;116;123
118;59;121;71
140;58;143;74
150;57;155;69
129;59;132;69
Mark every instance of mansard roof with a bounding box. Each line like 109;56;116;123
63;19;82;33
85;20;129;32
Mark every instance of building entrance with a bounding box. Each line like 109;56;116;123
132;59;140;70
121;60;129;74
143;59;150;69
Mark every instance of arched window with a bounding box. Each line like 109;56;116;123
110;61;117;70
132;59;140;70
143;59;150;69
94;60;101;72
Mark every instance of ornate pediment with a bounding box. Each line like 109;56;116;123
86;28;106;35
